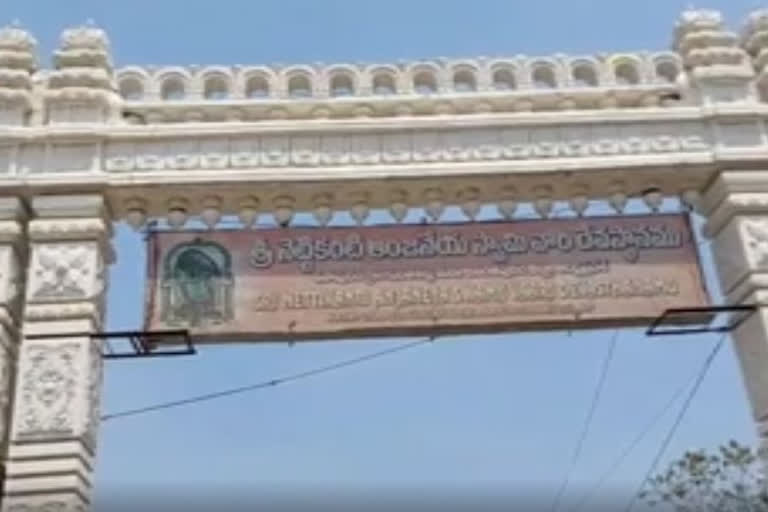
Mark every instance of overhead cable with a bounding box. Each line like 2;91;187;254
570;334;722;512
550;329;620;512
623;334;726;512
102;337;433;422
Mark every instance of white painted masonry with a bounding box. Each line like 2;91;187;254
0;6;767;510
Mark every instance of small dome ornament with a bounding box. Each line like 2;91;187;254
675;8;724;45
60;19;110;52
744;8;768;36
677;8;723;29
0;20;37;52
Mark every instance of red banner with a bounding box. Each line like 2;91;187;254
145;214;708;343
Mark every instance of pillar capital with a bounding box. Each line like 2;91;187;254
30;195;108;220
26;195;113;267
701;171;768;237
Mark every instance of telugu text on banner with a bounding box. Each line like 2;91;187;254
145;214;709;343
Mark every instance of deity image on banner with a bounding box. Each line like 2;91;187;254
160;238;234;328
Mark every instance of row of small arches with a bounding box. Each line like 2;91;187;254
117;55;682;102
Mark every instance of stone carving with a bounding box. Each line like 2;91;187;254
28;243;99;302
83;338;102;453
104;128;712;173
17;344;78;439
28;218;109;239
160;239;234;328
743;220;768;267
25;303;100;322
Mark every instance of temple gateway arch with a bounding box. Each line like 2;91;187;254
0;7;768;511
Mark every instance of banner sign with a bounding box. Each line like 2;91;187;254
145;214;709;343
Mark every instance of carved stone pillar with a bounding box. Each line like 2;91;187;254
704;171;768;457
2;195;112;512
0;199;26;501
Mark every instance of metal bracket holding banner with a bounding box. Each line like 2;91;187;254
646;305;758;337
24;330;197;360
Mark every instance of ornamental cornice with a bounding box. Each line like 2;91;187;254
1;101;766;142
0;89;32;108
43;88;119;106
0;69;32;89
24;302;101;324
27;219;110;242
47;68;113;91
1;105;715;141
31;194;107;219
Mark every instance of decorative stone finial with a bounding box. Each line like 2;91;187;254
741;9;768;70
743;8;768;38
0;20;37;123
677;8;723;31
46;20;120;123
672;6;753;94
0;20;37;53
60;20;110;52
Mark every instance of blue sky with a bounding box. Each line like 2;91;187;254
5;0;766;508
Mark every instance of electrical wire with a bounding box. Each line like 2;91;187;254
102;337;433;422
570;334;723;512
550;329;620;512
623;333;726;512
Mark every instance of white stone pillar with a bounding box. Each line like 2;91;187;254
0;199;27;498
2;195;112;512
704;172;768;455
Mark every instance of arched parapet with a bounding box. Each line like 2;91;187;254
239;66;278;99
280;64;319;99
325;64;360;97
198;66;235;100
101;53;702;120
366;64;400;96
527;57;561;89
650;52;683;84
567;57;601;88
116;66;150;101
487;59;520;91
448;60;481;93
607;54;645;86
405;61;444;94
153;66;194;101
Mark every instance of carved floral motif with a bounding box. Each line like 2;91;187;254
105;129;711;173
743;220;768;267
27;243;100;302
17;344;78;439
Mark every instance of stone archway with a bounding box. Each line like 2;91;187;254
0;8;767;510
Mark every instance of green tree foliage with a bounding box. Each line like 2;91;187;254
640;440;768;511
